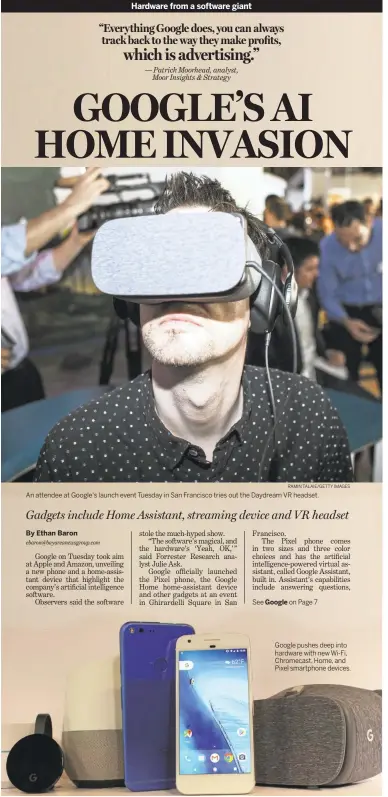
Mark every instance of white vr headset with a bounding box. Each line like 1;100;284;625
91;211;297;335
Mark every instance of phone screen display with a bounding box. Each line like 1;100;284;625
178;648;251;776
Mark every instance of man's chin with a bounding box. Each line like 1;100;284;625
143;329;213;367
144;341;213;367
150;351;211;367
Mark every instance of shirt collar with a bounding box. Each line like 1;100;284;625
141;368;253;471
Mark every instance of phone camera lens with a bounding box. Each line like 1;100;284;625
139;628;144;633
188;639;191;643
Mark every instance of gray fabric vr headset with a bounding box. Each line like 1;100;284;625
254;684;382;787
91;211;298;335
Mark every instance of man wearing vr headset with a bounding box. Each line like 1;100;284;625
34;173;353;483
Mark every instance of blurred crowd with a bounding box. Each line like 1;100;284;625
263;193;382;242
247;193;383;398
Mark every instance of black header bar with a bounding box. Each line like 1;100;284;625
1;0;382;11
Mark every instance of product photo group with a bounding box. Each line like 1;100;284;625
1;619;383;796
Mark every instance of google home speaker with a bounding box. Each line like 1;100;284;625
62;657;124;788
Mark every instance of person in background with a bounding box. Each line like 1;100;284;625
246;237;346;382
308;202;334;240
317;200;382;393
288;211;306;237
1;168;109;277
1;167;110;412
362;197;375;227
1;229;95;412
263;195;292;240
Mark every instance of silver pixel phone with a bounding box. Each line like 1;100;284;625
176;633;255;795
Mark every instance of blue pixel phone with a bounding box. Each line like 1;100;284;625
120;621;195;791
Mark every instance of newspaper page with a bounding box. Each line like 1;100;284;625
1;0;383;794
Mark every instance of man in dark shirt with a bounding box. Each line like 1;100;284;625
34;173;353;484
